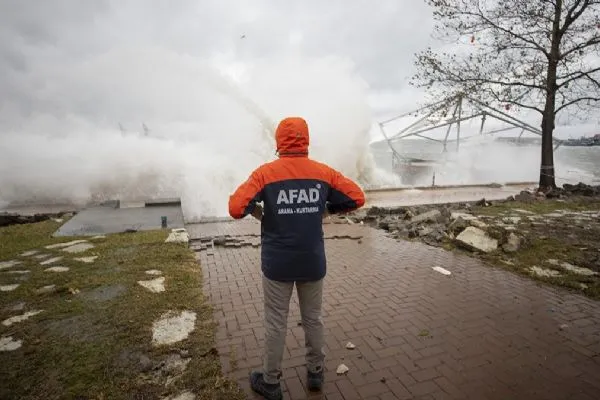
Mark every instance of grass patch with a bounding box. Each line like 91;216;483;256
0;222;244;400
458;198;600;299
484;236;600;300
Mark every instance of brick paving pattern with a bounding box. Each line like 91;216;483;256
190;220;600;399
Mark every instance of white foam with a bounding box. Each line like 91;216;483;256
0;49;394;219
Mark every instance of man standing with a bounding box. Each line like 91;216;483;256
228;117;365;400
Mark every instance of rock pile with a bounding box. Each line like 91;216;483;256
0;211;74;228
506;182;600;201
348;201;526;254
349;200;510;253
546;182;600;198
347;182;599;254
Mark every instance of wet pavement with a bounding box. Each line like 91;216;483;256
189;219;600;400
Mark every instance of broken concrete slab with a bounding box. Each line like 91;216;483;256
530;266;561;278
138;277;166;293
513;209;535;215
20;250;39;257
40;256;63;265
336;364;349;375
502;216;522;224
91;235;107;240
5;270;30;275
145;270;163;276
152;310;197;346
410;210;442;224
544;212;565;218
35;285;56;294
33;254;51;260
45;240;88;250
74;256;98;263
0;260;22;270
546;259;597;276
2;310;43;327
61;243;95;253
0;336;22;351
456;227;498;253
451;212;478;221
165;228;190;244
44;266;70;273
470;219;488;229
164;391;196;400
0;284;20;292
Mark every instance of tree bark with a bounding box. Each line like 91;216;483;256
539;0;563;191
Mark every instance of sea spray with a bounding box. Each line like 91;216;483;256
0;47;392;219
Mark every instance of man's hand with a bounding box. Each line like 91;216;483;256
322;207;330;220
251;203;263;221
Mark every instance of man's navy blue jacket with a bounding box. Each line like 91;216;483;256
228;117;365;282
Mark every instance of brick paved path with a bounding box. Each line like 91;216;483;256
188;220;600;400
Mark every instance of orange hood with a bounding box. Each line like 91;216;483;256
275;117;309;156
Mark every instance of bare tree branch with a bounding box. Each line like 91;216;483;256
561;0;590;34
558;66;600;87
471;3;551;57
561;36;600;59
555;96;600;112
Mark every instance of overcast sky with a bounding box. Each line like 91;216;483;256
0;0;439;136
1;0;597;143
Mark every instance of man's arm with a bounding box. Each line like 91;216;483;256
228;170;264;219
326;169;366;214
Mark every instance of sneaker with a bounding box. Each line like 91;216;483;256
307;368;324;391
249;371;283;400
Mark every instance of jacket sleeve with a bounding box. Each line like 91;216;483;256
326;169;366;214
228;169;264;219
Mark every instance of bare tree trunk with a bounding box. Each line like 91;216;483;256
540;109;556;190
539;0;563;191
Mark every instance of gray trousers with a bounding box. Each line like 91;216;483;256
262;276;325;384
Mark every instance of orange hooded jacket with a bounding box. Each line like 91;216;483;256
228;117;365;281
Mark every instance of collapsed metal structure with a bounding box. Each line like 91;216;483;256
378;95;561;184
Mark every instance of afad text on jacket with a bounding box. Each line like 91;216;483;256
229;117;365;282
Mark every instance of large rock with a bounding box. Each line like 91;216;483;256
366;207;387;217
563;182;600;196
410;210;442;225
450;212;478;221
449;217;470;234
470;219;488;229
455;227;498;253
377;218;395;231
514;191;535;203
